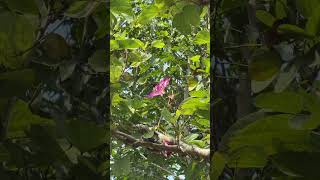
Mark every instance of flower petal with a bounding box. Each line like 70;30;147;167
146;77;170;98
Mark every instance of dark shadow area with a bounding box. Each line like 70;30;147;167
211;0;320;179
0;0;109;179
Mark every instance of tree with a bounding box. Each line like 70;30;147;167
212;0;320;179
110;0;210;179
0;0;109;179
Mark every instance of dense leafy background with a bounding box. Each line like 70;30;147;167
110;0;210;179
212;0;320;179
0;0;109;179
1;0;320;179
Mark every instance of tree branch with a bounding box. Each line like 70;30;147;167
111;128;210;160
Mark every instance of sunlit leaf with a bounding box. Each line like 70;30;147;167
137;5;160;24
173;5;200;35
151;40;165;48
194;30;209;44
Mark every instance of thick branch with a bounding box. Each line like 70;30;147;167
111;128;210;160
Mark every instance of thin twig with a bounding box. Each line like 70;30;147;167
215;61;248;67
222;43;263;49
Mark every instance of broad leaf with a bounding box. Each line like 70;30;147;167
151;40;165;48
271;151;320;179
137;5;160;24
211;152;226;180
278;24;313;37
88;50;107;73
6;0;39;14
255;91;304;113
65;1;100;18
256;10;276;27
0;13;36;69
194;30;209;44
65;120;107;152
274;64;297;92
111;39;144;50
0;69;37;98
8;100;53;138
173;5;200;35
249;51;281;81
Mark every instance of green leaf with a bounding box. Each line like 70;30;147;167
249;51;281;81
110;65;122;83
255;91;304;113
93;5;109;39
194;30;209;44
251;74;277;94
6;0;38;14
112;93;123;106
26;125;69;165
0;11;15;33
161;108;173;123
41;33;70;62
65;120;107;152
137;5;160;24
211;152;226;180
295;0;320;18
188;77;198;91
184;134;199;142
300;111;320;130
228;146;268;168
190;55;201;63
221;0;246;12
71;158;104;179
65;1;99;18
0;13;37;69
151;40;165;48
305;5;320;36
88;50;107;73
185;161;203;179
110;0;132;15
0;69;37;98
59;61;76;81
196;118;210;128
275;0;287;19
219;110;269;152
143;130;154;139
110;40;120;50
227;114;313;155
0;144;9;162
8;100;53;138
278;24;313;37
173;5;200;35
288;114;311;130
3;141;32;168
271;151;320;178
113;156;131;177
180;97;208;112
189;140;206;148
189;90;208;98
256;10;276;27
274;64;297;92
111;39;144;50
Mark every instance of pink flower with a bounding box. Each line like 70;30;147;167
146;77;170;98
